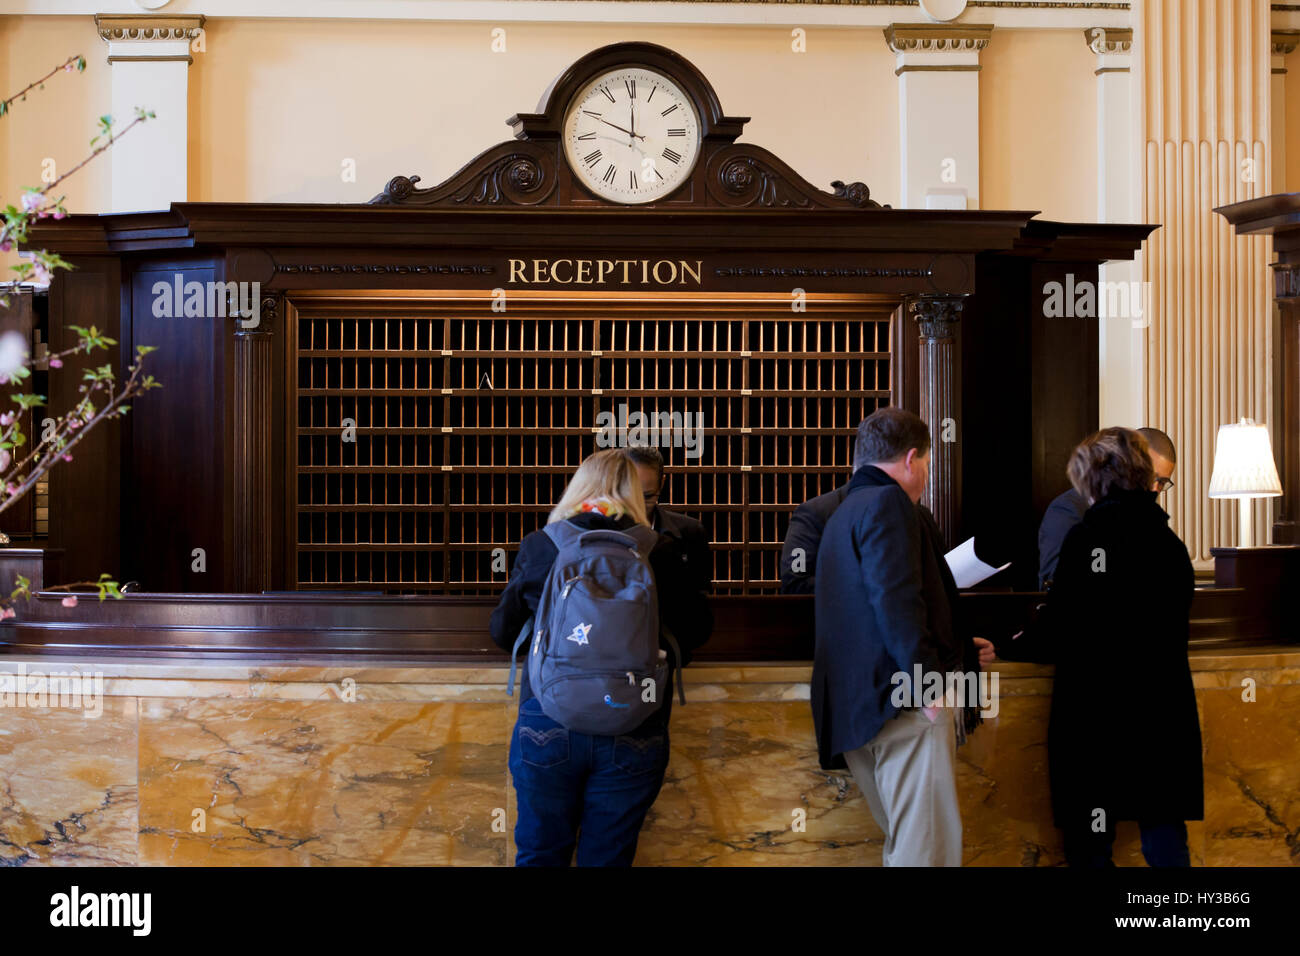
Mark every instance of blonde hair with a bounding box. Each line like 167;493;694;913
548;448;650;526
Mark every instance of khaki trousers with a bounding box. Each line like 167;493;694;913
842;708;963;866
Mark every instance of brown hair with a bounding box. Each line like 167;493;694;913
853;407;931;470
1067;427;1155;505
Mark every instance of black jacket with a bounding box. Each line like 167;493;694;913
489;511;713;728
779;482;850;594
1037;487;1087;588
811;466;975;770
652;506;713;598
998;488;1202;826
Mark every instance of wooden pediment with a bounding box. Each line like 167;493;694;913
368;41;886;210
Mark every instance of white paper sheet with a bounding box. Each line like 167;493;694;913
944;537;1011;589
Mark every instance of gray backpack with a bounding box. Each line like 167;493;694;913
508;519;684;735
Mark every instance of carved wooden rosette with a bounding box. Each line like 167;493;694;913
233;293;278;592
909;293;966;550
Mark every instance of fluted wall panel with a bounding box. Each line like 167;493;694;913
1140;0;1274;564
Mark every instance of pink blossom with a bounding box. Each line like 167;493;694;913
31;261;52;285
0;412;13;426
62;454;72;462
4;484;16;496
0;607;14;619
0;240;11;253
0;451;10;472
21;192;42;213
61;596;77;608
53;209;66;219
64;62;74;72
48;357;62;369
68;418;81;430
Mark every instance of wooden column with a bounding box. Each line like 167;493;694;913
908;293;965;549
233;293;278;593
1271;272;1300;544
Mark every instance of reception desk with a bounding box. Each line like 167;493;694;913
1;644;1297;866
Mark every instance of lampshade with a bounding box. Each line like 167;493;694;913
1207;418;1283;499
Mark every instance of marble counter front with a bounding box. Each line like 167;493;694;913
0;647;1296;866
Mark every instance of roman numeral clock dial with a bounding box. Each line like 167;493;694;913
562;68;702;204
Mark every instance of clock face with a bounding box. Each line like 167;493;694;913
562;68;701;204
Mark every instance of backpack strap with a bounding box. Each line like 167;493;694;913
507;615;534;697
542;519;583;550
662;625;686;705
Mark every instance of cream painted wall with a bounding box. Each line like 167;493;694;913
980;28;1097;221
1285;49;1300;190
1;16;112;276
3;15;1112;220
192;19;900;206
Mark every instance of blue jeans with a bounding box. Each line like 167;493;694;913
1063;820;1191;867
509;697;669;866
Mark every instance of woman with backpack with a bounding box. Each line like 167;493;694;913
490;447;712;866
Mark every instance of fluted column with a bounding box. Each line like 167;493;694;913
233;294;278;593
909;293;966;549
1139;0;1273;563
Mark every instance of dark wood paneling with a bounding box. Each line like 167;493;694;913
0;586;1278;659
125;262;227;591
48;263;119;584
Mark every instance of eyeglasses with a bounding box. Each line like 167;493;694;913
1155;476;1175;492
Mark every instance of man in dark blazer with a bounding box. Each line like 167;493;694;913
813;407;992;866
1037;427;1177;587
779;483;849;594
623;445;713;598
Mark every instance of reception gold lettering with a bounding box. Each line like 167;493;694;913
506;258;703;286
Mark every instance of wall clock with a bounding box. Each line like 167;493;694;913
562;66;702;204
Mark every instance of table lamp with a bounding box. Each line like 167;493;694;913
1207;418;1283;548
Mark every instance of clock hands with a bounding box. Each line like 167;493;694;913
582;110;644;142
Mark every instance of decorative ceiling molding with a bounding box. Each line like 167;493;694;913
94;13;206;42
884;22;994;52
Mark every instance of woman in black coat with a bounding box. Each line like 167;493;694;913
997;427;1203;867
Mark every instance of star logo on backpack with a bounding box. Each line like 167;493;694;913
566;622;592;646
